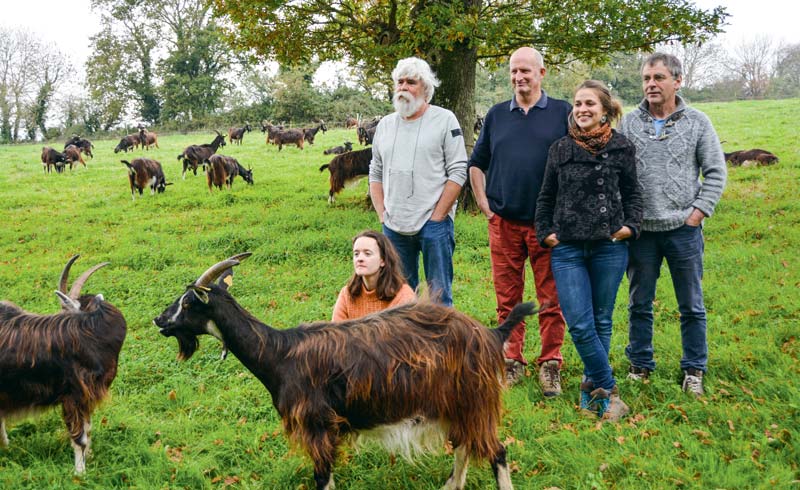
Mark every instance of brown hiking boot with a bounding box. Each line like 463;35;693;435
538;360;562;397
590;386;630;423
504;359;526;387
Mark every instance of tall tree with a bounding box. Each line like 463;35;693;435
726;35;775;99
213;0;728;148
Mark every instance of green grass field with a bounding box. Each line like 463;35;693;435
0;98;798;489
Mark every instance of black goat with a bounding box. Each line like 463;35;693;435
41;146;68;174
323;141;353;155
64;135;94;159
303;120;328;145
177;131;226;179
228;123;252;145
0;255;126;473
154;253;534;490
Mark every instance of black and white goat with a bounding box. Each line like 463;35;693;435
154;253;534;490
0;255;126;473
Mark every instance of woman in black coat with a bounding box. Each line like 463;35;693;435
535;80;642;422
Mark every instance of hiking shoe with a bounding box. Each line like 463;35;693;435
627;365;651;381
538;360;562;397
504;359;526;387
682;368;704;397
579;378;598;417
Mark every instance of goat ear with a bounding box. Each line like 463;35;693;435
54;290;81;311
188;285;211;304
217;268;234;291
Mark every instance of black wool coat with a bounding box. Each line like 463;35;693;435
535;129;643;246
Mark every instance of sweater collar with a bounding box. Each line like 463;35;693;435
636;94;687;123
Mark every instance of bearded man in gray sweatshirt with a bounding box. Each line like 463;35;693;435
618;52;727;397
369;57;468;307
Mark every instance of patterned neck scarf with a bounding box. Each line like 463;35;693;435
569;123;612;155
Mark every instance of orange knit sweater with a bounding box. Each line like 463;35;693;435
331;283;416;321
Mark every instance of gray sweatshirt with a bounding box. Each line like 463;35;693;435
369;105;468;234
619;96;727;232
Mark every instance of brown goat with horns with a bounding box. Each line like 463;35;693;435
154;253;533;490
0;255;126;473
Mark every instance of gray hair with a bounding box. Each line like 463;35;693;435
642;52;683;78
391;57;440;103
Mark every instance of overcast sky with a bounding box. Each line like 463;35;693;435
0;0;795;72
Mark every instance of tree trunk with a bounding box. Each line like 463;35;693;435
430;39;478;211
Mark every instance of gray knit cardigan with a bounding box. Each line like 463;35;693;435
618;96;727;232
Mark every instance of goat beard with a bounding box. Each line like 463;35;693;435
393;92;426;119
174;332;200;361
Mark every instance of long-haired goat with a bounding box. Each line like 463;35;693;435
64;135;94;159
177;131;226;179
64;144;87;169
137;128;160;150
0;255;126;473
204;154;253;192
154;253;534;490
320;147;372;204
122;158;172;200
41;146;68;174
273;128;305;151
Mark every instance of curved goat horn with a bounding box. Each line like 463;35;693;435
59;255;81;293
68;262;110;299
195;252;252;288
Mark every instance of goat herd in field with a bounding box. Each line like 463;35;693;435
37;117;388;203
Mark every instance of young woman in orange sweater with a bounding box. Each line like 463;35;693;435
332;230;416;321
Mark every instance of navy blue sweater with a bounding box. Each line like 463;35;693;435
469;94;571;222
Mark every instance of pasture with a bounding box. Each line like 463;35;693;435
0;98;798;489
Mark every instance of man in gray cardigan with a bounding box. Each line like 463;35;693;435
618;52;727;397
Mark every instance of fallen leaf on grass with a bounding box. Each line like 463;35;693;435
727;420;735;431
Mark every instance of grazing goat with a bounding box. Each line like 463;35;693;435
344;117;358;129
204;154;253;192
64;135;94;159
137;128;160;150
114;134;141;153
41;146;68;174
64;144;86;169
121;158;171;200
261;121;284;144
0;255;126;474
273;128;305;151
724;148;779;167
303;120;328;145
319;148;372;203
177;131;226;179
323;141;353;155
155;253;532;490
357;117;381;146
228;123;252;145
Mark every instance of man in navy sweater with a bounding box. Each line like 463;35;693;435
468;47;570;394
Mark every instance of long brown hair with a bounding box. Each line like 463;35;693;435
569;79;624;128
346;230;407;301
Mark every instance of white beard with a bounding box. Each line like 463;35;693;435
393;92;426;119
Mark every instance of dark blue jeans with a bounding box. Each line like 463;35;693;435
626;224;707;372
550;239;628;391
383;217;455;307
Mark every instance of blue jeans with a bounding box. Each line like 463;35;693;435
626;224;706;372
383;218;455;307
550;239;628;391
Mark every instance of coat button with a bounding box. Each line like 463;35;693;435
597;178;604;185
600;206;607;213
598;193;606;200
601;153;608;159
595;164;602;170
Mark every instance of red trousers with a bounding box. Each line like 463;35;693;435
488;215;565;366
